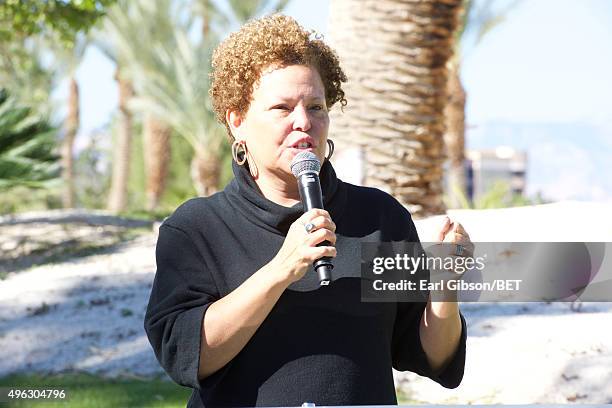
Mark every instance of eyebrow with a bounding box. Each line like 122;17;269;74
270;96;326;104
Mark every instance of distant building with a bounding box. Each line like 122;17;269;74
465;147;528;202
332;144;528;207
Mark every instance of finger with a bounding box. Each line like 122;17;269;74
325;217;336;232
305;245;337;261
442;224;458;243
445;226;473;245
297;210;333;231
438;216;453;241
452;234;472;245
449;231;467;242
306;228;336;246
307;215;336;233
303;208;329;220
453;222;470;239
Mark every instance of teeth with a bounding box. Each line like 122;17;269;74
297;142;311;148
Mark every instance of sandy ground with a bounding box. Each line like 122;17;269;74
0;234;161;378
394;301;612;404
1;202;611;403
404;202;612;403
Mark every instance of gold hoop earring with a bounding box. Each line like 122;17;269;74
325;139;335;160
231;140;247;165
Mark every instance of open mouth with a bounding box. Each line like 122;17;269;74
290;136;317;149
294;141;313;149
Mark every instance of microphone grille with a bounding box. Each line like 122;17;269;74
290;151;321;178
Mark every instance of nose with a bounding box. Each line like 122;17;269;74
291;105;311;132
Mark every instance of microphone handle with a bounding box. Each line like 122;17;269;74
297;172;333;286
314;260;333;286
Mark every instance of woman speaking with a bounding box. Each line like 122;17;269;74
145;14;471;407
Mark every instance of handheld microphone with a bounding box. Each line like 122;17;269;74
290;151;333;286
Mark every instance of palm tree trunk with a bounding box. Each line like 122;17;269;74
202;5;210;37
61;76;79;208
328;0;462;218
107;68;134;213
143;115;171;211
444;59;467;208
190;146;220;197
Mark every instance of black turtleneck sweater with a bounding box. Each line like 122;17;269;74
144;160;466;407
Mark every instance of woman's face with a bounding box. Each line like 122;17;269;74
228;64;329;181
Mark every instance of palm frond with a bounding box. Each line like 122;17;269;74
457;0;524;58
0;37;58;117
191;0;231;35
0;89;60;191
127;27;220;151
271;0;292;13
227;0;291;24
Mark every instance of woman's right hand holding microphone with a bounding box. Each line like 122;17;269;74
270;208;337;285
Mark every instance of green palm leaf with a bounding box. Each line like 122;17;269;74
0;89;60;190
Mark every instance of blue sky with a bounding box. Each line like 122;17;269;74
64;0;612;202
461;0;612;125
459;0;612;202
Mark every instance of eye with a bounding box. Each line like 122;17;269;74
309;105;325;111
272;105;290;111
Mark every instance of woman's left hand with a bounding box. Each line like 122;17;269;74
437;216;474;263
427;217;475;301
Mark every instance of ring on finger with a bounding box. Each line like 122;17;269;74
304;222;316;233
455;244;465;256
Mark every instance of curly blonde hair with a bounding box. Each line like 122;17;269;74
210;14;347;141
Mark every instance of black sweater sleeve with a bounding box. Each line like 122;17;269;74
392;302;467;388
144;222;220;389
384;195;467;388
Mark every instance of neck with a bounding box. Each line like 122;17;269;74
252;169;301;207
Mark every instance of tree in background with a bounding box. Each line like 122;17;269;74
0;37;57;119
444;0;521;208
96;7;137;214
0;37;62;212
52;36;88;208
0;0;116;46
61;64;79;208
191;0;292;36
73;130;111;210
328;0;463;218
191;0;228;37
0;89;60;191
104;65;134;213
127;0;292;197
1;0;117;210
1;0;293;214
225;0;291;24
100;0;181;211
128;27;224;197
